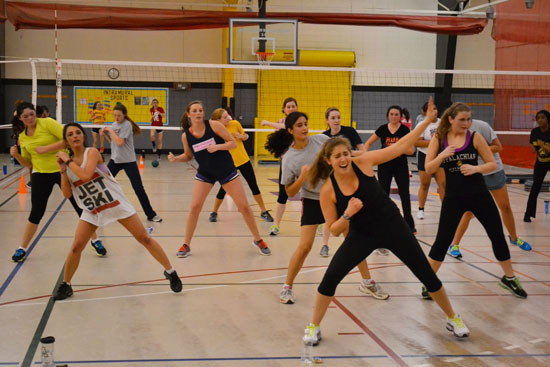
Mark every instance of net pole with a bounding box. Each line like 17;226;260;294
55;9;62;123
30;59;37;107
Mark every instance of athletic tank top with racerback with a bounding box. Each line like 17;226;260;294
330;161;403;235
185;120;235;178
440;130;487;198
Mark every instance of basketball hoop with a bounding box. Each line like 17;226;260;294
256;51;274;67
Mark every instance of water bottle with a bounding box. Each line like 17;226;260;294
545;200;549;215
39;336;55;367
301;328;313;365
3;165;7;175
146;226;154;235
10;156;15;166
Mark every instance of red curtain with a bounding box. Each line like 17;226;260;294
6;2;487;35
493;1;550;151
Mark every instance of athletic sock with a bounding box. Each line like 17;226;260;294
283;284;292;289
165;268;175;274
418;207;424;211
362;278;373;284
505;275;516;281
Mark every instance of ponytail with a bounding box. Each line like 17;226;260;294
309;136;351;188
265;111;308;158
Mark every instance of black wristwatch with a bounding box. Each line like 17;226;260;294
342;213;351;221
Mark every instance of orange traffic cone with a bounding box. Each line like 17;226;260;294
138;155;145;169
18;176;27;194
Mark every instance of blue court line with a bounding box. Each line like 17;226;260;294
0;352;546;365
0;199;66;298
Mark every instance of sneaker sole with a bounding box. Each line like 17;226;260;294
91;245;107;257
253;243;271;256
280;298;295;304
449;253;462;258
12;257;26;263
498;281;527;298
176;252;190;258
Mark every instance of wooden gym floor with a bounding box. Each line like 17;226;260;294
0;153;548;367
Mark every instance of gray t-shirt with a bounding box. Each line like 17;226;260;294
281;134;329;200
111;119;136;163
470;119;503;175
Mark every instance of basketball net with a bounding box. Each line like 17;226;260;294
255;52;274;67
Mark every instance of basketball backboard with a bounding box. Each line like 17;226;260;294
228;18;298;65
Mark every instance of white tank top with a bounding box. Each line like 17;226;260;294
67;148;136;226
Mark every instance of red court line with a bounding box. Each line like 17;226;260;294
532;249;550;258
0;266;296;306
332;297;409;367
461;247;550;287
338;332;365;335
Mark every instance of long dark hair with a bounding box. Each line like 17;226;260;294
12;102;35;136
180;100;203;130
265;111;308;158
535;110;550;129
113;103;141;135
62;123;88;158
436;102;471;145
309;136;352;188
386;105;402;119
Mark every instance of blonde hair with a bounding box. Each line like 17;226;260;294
210;108;225;120
436;102;471;145
309;136;352;188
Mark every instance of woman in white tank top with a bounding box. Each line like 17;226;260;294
51;123;182;300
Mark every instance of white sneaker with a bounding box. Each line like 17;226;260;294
446;314;470;338
417;210;425;220
303;324;322;346
374;248;390;256
269;224;280;236
359;280;390;300
280;287;295;304
316;223;324;236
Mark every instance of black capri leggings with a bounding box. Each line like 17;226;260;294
107;160;157;219
29;172;83;224
277;161;288;205
318;216;442;297
216;161;260;199
429;190;510;262
378;162;415;231
525;161;550;218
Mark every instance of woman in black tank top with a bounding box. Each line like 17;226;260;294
425;103;527;298
300;98;471;346
168;101;271;258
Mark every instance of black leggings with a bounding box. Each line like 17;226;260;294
378;162;415;231
429;190;510;262
29;172;82;224
216;161;260;199
318;216;442;296
107;161;157;219
277;161;288;205
525;161;550;218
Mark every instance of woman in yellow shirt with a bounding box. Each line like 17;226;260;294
90;101;106;153
208;108;273;223
10;102;104;263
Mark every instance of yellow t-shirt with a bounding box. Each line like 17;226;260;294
92;109;106;124
225;120;250;167
19;118;64;173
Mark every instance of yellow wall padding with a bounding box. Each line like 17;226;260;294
255;69;352;160
271;50;356;67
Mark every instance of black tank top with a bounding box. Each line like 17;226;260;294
330;162;403;235
185;120;235;178
440;131;487;197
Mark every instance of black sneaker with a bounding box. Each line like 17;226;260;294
523;214;531;223
499;276;528;298
164;270;183;293
90;240;107;257
208;212;218;222
12;248;26;263
53;282;74;300
421;285;432;300
260;210;274;222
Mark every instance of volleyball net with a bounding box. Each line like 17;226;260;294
3;57;548;166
